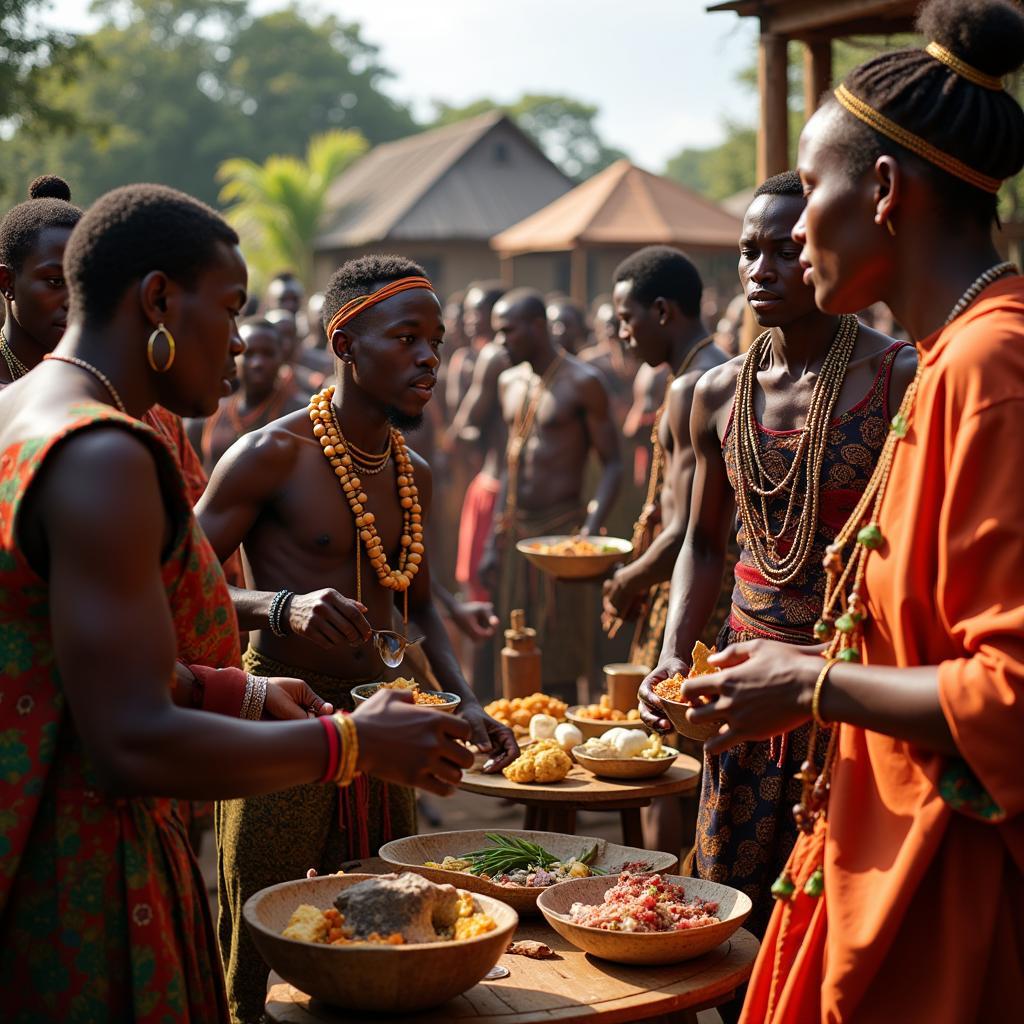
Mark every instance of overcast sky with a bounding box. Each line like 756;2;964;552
45;0;758;170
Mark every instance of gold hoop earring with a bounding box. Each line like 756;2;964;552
147;323;176;373
885;219;896;238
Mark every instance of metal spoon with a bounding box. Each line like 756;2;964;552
371;629;425;668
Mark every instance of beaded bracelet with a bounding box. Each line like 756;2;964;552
319;715;341;783
812;658;838;728
240;673;268;720
268;589;294;638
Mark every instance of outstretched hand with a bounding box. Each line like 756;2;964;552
460;702;519;773
637;657;689;733
263;677;334;720
451;600;500;642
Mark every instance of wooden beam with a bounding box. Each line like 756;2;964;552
758;31;790;181
762;0;919;36
570;246;588;306
803;37;832;118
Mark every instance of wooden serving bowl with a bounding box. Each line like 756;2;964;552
658;695;722;742
565;706;649;741
378;830;678;914
350;683;461;714
572;746;679;780
537;873;752;966
243;873;517;1013
516;535;632;580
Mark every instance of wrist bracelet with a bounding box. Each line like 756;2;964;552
268;589;294;638
811;658;838;728
330;712;360;788
319;715;340;782
240;673;268;720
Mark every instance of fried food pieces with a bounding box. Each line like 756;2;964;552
502;739;572;783
653;641;719;706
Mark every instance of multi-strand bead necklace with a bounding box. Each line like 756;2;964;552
0;329;30;382
734;313;860;588
771;261;1018;904
308;384;423;624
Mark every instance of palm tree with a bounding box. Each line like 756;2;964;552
217;129;367;293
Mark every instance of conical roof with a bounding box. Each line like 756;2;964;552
492;159;742;254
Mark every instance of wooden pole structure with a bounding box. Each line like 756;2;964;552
803;37;833;119
499;253;515;289
570;245;588;306
758;31;791;182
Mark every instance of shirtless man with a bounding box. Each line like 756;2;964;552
483;288;622;698
189;317;304;472
602;247;728;662
444;280;504;418
547;296;588;355
638;174;915;960
196;255;518;1023
579;298;635;421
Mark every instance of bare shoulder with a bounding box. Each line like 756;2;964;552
564;353;606;394
204;407;311;494
693;354;743;409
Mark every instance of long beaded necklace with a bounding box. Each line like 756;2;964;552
307;384;423;625
771;261;1018;904
43;353;128;413
502;350;565;532
734;313;860;587
0;328;30;382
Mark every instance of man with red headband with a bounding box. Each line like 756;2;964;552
197;255;518;1024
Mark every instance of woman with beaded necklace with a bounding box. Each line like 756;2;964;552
665;1;1024;1020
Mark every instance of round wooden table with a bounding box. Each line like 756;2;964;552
265;920;757;1024
458;758;701;848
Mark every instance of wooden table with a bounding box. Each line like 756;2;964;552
266;919;757;1024
457;759;701;848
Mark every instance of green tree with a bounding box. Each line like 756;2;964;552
433;93;626;181
217;129;367;292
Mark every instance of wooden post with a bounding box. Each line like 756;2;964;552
570;245;588;306
758;31;790;182
499;253;515;288
803;37;833;120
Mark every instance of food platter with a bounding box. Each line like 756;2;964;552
566;705;649;741
572;746;680;780
516;535;632;580
351;682;461;714
378;830;678;914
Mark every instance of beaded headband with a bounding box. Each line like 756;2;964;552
925;41;1004;91
833;84;1003;194
326;276;435;337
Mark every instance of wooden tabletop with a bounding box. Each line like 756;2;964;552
458;758;701;806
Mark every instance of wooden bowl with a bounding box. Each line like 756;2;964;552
572;746;679;779
243;873;517;1013
537;873;751;966
658;696;722;742
516;535;632;580
377;830;678;914
565;706;649;741
351;682;461;714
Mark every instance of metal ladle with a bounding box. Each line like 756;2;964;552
371;629;425;668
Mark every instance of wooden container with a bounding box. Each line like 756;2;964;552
501;609;541;701
603;662;650;714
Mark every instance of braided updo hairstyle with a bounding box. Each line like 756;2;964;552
828;0;1024;226
0;175;82;272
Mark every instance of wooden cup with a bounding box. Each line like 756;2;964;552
603;662;650;714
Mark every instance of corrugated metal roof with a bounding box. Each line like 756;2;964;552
492;160;743;254
315;112;571;249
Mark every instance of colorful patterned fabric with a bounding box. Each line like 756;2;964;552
699;344;909;938
217;646;417;1024
0;404;240;1022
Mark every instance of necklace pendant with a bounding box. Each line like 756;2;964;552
890;412;909;439
803;867;824;898
771;869;796;901
856;523;883;550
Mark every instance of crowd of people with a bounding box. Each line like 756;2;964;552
0;0;1022;1020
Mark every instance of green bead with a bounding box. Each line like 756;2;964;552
857;524;884;550
771;871;796;900
813;619;834;641
803;868;824;898
835;613;855;634
891;412;909;438
838;646;861;663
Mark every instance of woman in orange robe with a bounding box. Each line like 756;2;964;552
676;2;1024;1021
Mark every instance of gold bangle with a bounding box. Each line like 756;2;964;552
332;714;361;788
812;658;838;728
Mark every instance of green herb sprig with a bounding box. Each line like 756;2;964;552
463;834;605;877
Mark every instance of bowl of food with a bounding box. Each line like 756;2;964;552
517;535;632;580
351;679;461;714
537;870;751;965
378;830;678;914
572;730;679;780
652;642;722;742
566;696;648;741
483;692;569;739
244;872;517;1013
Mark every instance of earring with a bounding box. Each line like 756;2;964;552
147;323;176;373
885;219;896;238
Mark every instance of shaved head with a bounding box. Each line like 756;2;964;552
495;287;547;323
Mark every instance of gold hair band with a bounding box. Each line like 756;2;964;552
834;84;1002;195
925;42;1004;91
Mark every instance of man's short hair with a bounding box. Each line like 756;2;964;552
613;246;702;317
322;254;428;331
753;171;804;199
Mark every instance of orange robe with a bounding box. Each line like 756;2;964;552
743;276;1024;1023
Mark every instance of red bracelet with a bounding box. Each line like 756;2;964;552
190;665;247;717
319;715;340;783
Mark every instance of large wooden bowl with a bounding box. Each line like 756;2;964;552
378;830;678;914
350;682;461;714
658;696;722;742
243;873;517;1013
572;746;679;780
566;706;649;741
516;535;632;580
538;873;751;966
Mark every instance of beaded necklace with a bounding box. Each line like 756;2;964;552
43;353;128;413
733;313;860;587
0;329;30;382
771;260;1018;904
307;384;423;625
